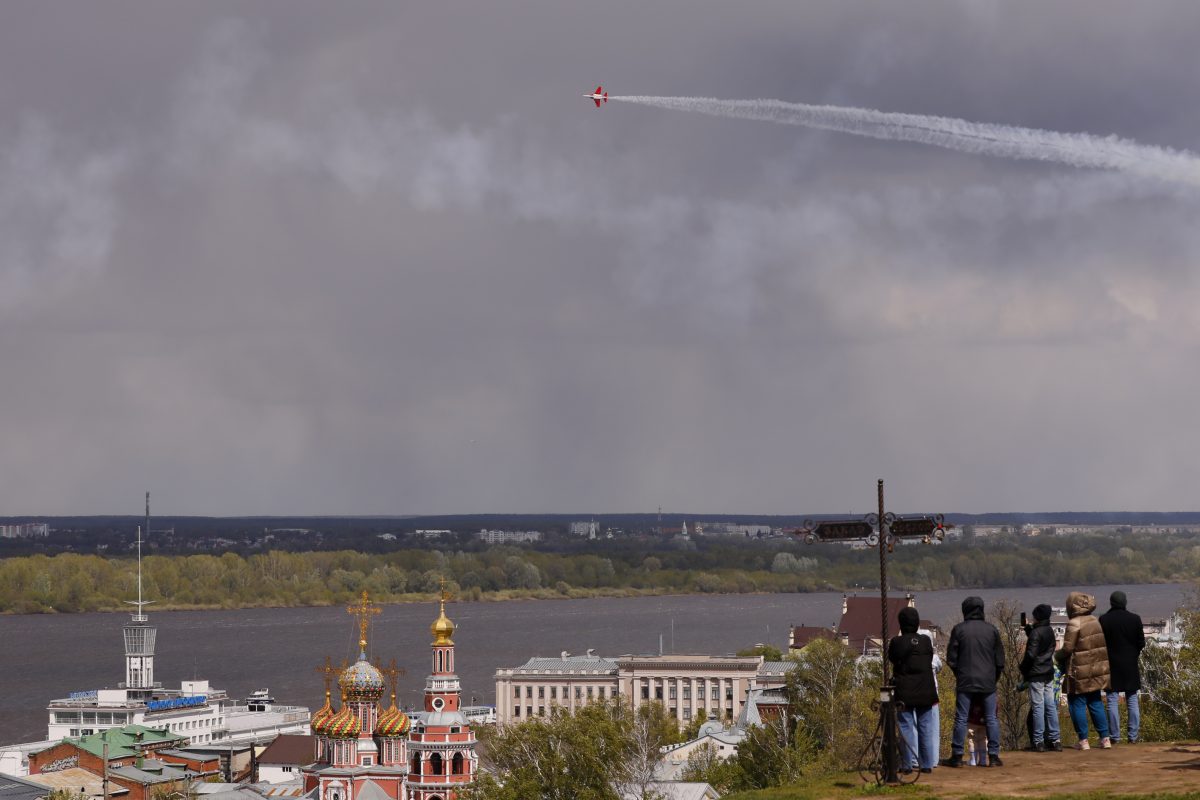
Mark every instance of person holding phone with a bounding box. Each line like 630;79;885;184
1020;604;1062;751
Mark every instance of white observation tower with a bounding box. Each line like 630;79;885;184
123;491;157;695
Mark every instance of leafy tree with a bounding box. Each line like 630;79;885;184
618;703;679;800
733;719;814;790
679;712;708;742
737;644;783;662
679;741;743;795
1141;610;1200;739
786;638;877;769
465;700;670;800
47;790;87;800
988;599;1030;749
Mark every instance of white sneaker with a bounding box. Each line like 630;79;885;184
1100;737;1112;749
1074;739;1090;750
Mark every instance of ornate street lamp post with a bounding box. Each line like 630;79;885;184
792;480;947;785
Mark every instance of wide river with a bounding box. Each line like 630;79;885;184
0;583;1190;745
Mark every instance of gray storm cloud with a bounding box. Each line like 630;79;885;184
2;3;1200;515
0;117;126;310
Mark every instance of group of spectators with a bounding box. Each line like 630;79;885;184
887;591;1146;772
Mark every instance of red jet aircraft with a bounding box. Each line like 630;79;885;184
584;86;608;107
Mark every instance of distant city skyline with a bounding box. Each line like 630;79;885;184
2;2;1199;515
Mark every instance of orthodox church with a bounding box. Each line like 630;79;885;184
303;587;475;800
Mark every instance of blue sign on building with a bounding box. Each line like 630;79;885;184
146;695;207;712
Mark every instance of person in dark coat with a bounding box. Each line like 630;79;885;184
1100;591;1145;743
1020;603;1062;751
888;607;939;772
943;596;1004;767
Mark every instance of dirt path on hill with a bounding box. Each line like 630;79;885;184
914;742;1200;798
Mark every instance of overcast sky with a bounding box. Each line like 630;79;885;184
3;1;1199;516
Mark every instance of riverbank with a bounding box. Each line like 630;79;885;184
2;577;1192;616
4;532;1198;614
0;584;675;614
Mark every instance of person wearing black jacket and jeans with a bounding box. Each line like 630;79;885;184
888;607;939;773
1021;604;1061;751
944;596;1005;767
1100;591;1145;743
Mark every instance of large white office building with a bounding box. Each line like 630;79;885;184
494;651;791;726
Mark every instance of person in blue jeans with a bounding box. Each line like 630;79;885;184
1100;591;1145;743
1057;591;1111;749
1020;604;1062;751
944;597;1005;767
888;607;939;772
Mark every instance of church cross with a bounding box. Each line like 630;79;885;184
347;590;381;651
377;657;407;705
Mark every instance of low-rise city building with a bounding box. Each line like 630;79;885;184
27;726;221;800
254;734;315;784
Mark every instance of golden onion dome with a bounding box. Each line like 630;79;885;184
325;703;361;739
310;691;335;735
339;654;386;702
374;695;410;738
430;599;455;646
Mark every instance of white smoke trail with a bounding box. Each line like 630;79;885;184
614;96;1200;187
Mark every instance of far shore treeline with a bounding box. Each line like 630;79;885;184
2;526;1199;614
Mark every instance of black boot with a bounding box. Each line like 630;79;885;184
942;753;964;768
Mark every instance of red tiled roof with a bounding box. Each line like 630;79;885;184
789;626;837;649
838;596;911;653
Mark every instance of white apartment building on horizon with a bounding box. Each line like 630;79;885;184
493;651;792;726
0;523;49;538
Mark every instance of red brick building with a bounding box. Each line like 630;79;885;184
29;726;218;800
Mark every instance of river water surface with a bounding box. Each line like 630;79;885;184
0;582;1189;745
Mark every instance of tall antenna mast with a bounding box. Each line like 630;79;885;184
127;491;152;622
123;492;156;691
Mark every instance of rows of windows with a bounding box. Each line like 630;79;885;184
513;684;611;702
510;686;611;718
55;712;130;725
507;677;742;722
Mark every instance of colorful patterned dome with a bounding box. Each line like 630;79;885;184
374;696;410;738
310;690;335;735
339;654;386;702
325;702;362;739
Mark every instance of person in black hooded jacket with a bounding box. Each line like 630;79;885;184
888;607;939;772
1020;603;1061;751
1100;591;1145;743
944;596;1004;767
